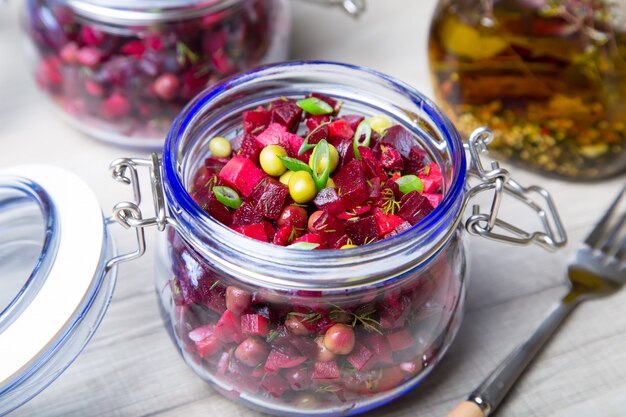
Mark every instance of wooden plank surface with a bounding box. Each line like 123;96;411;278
1;1;626;416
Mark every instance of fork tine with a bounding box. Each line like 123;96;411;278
600;210;626;254
585;185;626;248
615;235;626;263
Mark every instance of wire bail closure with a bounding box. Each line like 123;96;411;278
464;127;567;251
105;127;566;269
303;0;366;17
106;153;171;269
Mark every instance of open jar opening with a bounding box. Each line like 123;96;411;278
152;62;471;416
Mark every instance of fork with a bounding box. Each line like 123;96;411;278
446;185;626;417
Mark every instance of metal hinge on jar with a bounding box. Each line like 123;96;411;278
105;153;172;269
462;127;567;251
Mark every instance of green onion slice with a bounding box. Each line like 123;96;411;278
353;120;372;161
213;186;242;209
296;97;334;116
287;242;320;250
395;175;424;194
298;122;329;155
277;156;313;174
311;140;331;191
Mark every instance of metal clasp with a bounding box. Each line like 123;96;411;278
463;127;567;251
302;0;366;17
105;153;171;270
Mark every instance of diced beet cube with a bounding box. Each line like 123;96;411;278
363;333;394;365
337;204;371;220
304;123;330;152
328;119;354;142
397;191;434;225
195;336;222;358
347;344;374;371
264;349;307;372
270;99;303;132
287;337;318;358
233;223;269;242
341;114;365;131
381;125;416;157
204;157;230;175
386;329;414;352
333;234;352;249
244;107;272;134
376;143;404;171
374;209;405;237
232;200;263;227
285;366;313;391
379;292;412;328
313;188;350;216
282;131;310;162
189;324;215;342
308;211;346;248
194;188;234;226
306;115;330;132
333;137;357;169
261;220;276;241
192;166;212;191
214;310;243;344
334;159;368;209
360;147;387;181
218;155;264;197
312;361;340;380
403;146;429;175
368;177;382;202
273;225;294;246
419;162;443;193
249;178;289;220
256;123;287;147
261;373;290;398
241;314;269;337
237;133;263;165
384;221;412;239
423;193;443;208
345;214;379;245
217;350;231;376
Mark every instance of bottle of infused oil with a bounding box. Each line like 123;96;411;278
428;0;626;179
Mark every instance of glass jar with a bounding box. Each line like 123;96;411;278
428;0;626;180
153;62;470;414
21;0;291;149
0;63;565;417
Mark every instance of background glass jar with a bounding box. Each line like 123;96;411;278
21;0;291;149
428;0;626;180
151;62;470;416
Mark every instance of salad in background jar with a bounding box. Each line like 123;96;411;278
22;0;291;148
429;0;626;180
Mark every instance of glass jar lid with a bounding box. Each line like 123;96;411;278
0;165;110;416
64;0;241;24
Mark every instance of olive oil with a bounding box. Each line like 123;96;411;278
429;0;626;179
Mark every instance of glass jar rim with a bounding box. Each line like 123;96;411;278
162;61;468;291
64;0;243;24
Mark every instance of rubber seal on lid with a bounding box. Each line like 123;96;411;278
0;165;105;388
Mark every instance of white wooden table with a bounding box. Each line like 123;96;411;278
2;1;626;416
